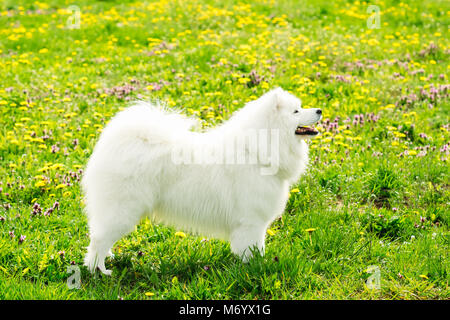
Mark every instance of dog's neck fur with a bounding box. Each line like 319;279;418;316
207;101;309;184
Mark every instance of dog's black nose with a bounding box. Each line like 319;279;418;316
316;109;322;115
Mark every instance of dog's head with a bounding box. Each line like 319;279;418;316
265;87;322;139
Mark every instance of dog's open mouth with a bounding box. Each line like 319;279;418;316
295;126;319;136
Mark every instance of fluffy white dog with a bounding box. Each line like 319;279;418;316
82;88;322;275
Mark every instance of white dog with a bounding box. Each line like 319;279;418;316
82;88;322;275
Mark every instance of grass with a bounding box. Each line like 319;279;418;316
0;0;449;300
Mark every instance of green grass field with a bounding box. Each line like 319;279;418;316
0;0;449;300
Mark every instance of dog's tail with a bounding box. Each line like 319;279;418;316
101;100;200;143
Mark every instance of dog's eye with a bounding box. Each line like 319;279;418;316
293;110;299;114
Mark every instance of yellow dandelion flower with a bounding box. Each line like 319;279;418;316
35;181;47;187
274;280;281;289
175;231;186;238
238;77;250;84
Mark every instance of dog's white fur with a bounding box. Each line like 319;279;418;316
82;88;321;275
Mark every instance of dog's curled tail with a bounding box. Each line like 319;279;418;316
101;100;200;143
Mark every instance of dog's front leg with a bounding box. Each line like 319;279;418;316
230;222;266;262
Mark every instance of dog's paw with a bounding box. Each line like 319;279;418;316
101;269;113;276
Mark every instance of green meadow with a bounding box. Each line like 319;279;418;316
0;0;448;299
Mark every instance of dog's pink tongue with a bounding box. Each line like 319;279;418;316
295;126;318;135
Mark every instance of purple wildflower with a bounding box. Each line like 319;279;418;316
18;235;26;244
51;144;60;153
32;203;42;215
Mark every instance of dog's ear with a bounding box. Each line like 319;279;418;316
271;87;285;111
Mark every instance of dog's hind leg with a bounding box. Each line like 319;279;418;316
84;202;144;275
230;221;267;263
